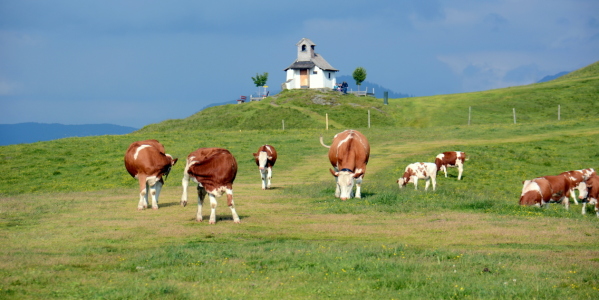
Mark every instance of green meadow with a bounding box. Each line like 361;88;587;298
1;62;599;299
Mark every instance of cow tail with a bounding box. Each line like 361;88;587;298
319;136;331;148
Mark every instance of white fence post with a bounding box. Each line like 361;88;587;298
368;110;371;128
468;106;471;126
513;108;516;124
282;119;285;130
326;113;329;130
558;105;561;121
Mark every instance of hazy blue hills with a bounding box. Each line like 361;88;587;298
537;71;569;83
0;123;138;146
335;75;413;98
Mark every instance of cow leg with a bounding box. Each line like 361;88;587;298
181;172;190;207
354;177;362;198
424;178;430;191
267;167;273;189
196;185;207;222
431;175;437;191
208;193;218;224
562;197;569;210
137;175;149;210
226;188;241;224
582;202;587;215
442;166;448;178
457;163;463;180
413;177;418;190
260;169;267;190
570;189;579;205
147;176;160;210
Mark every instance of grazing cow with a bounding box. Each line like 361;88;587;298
519;174;572;209
580;174;599;217
253;145;277;190
561;168;596;205
397;162;437;191
435;151;467;180
124;140;178;210
181;148;240;224
320;130;370;200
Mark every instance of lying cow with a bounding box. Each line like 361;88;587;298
124;140;177;210
397;162;437;191
320;129;370;200
253;145;277;190
435;151;467;180
519;174;572;209
581;174;599;217
181;148;240;224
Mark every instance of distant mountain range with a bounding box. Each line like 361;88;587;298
537;71;569;83
0;123;138;146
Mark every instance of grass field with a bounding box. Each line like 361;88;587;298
1;62;599;299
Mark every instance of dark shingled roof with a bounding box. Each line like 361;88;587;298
284;54;338;71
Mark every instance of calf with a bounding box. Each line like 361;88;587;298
435;151;467;180
397;162;437;191
320;130;370;200
181;148;240;224
124;140;177;210
519;174;572;209
253;145;277;190
581;174;599;217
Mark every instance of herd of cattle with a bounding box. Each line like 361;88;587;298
124;129;599;224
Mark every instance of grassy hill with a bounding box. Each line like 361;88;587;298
1;61;598;299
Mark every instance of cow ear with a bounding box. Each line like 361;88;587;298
353;171;364;178
172;158;178;165
253;153;258;159
329;168;339;177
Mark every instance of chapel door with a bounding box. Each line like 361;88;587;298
300;69;309;88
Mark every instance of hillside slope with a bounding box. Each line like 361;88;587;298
140;61;599;132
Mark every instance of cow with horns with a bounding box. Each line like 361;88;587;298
320;130;370;200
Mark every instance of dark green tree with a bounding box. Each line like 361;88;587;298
251;72;269;97
352;67;367;91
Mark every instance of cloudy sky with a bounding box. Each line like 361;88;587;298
1;0;598;128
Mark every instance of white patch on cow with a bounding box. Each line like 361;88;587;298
208;186;228;197
521;180;542;198
436;153;445;160
258;151;268;169
134;144;152;160
265;145;272;153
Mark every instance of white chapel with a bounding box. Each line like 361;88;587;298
283;38;338;90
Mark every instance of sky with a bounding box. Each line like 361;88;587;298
1;0;598;128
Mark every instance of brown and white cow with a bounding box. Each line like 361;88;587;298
253;145;277;190
397;162;437;191
181;148;240;224
561;168;596;205
580;174;599;217
435;151;467;180
124;140;178;210
320;130;370;200
519;174;572;209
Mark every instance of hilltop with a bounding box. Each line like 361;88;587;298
140;60;599;133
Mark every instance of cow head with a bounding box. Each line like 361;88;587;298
163;154;178;180
254;151;271;170
397;171;413;189
330;168;359;200
577;182;589;200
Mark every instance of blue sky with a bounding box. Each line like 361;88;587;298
1;0;598;128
